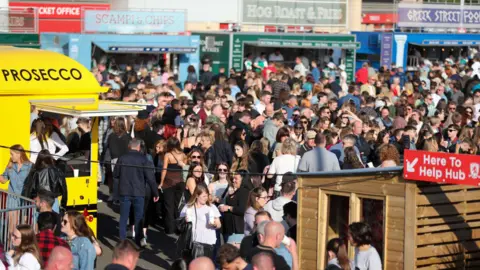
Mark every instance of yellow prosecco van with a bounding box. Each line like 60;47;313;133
0;47;142;233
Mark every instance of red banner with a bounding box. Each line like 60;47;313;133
362;13;397;24
403;150;480;187
9;2;110;19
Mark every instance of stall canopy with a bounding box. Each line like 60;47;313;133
31;99;144;117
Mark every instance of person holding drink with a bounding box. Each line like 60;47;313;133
179;184;221;260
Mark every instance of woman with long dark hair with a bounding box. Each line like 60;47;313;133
231;141;249;172
8;224;41;270
106;117;131;202
61;211;97;270
219;170;249;245
348;222;382;270
179;184;221;260
22;150;67;213
325;238;352;270
30;118;69;163
185;162;205;202
343;147;364;169
160;137;187;234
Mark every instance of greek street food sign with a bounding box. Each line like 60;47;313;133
398;3;480;28
241;0;347;27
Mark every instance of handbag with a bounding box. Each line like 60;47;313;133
175;205;197;261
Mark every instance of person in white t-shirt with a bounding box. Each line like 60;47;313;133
180;184;221;260
267;138;301;193
293;57;307;77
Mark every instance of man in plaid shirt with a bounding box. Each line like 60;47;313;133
36;212;70;266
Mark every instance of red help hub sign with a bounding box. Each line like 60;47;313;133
403;150;480;186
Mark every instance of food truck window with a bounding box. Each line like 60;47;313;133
360;198;385;261
327;195;350;244
33;112;93;178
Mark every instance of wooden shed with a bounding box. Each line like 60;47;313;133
297;167;480;269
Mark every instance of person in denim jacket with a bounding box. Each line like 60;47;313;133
61;211;96;270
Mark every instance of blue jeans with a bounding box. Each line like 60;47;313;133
119;196;144;244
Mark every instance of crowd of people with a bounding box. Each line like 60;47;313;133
2;47;480;269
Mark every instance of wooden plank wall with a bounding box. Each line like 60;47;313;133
415;183;480;269
297;187;320;269
298;174;408;270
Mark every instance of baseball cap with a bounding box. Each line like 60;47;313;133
306;130;317;139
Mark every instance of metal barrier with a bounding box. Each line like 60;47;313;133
0;189;36;250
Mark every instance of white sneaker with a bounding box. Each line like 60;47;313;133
140;238;147;247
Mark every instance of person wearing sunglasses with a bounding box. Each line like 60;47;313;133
208;163;231;206
441;124;460;153
8;224;41;270
244;187;269;236
61;211;98;270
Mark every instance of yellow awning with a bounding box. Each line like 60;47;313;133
0;47;105;96
31;100;144;117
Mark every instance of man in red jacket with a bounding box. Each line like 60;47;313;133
356;62;369;85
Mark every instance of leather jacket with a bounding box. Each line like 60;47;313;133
23;166;68;208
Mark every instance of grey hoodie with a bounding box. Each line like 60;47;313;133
263;196;292;227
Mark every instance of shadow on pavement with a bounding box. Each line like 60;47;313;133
97;185;177;269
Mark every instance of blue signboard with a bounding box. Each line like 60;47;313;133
422;40;480;46
380;33;393;69
84;10;186;34
108;47;196;53
398;3;480;28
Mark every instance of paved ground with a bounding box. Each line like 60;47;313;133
96;184;177;270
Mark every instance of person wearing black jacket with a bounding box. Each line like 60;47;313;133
219;170;250;245
23;149;67;213
113;138;159;246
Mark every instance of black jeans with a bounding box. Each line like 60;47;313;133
191;242;215;261
163;182;185;234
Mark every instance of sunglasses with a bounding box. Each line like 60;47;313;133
449;107;456;110
448;129;457;132
218;168;228;172
301;121;308;124
191;155;201;159
295;126;303;129
293;114;300;117
62;219;68;225
190;118;198;122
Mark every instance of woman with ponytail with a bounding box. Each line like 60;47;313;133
326;238;352;270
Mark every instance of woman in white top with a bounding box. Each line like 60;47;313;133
30;119;68;163
268;138;301;193
8;224;41;270
208;162;231;205
180;184;221;260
